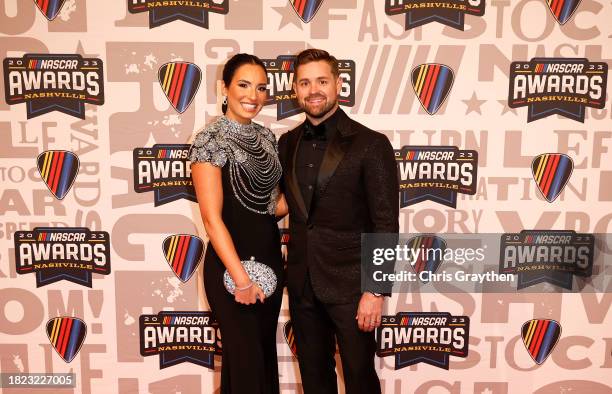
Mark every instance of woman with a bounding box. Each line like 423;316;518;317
189;54;287;393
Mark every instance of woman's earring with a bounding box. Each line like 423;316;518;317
222;96;228;105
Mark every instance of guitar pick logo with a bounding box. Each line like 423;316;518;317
37;150;79;200
545;0;582;25
162;235;204;282
290;0;324;23
532;153;573;203
411;64;454;115
33;0;67;21
283;321;298;357
521;319;561;364
46;317;87;363
158;62;202;114
406;235;447;283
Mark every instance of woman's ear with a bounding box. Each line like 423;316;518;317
221;81;228;98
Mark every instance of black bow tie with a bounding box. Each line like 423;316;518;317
302;122;327;141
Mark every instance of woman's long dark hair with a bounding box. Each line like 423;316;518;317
222;53;267;114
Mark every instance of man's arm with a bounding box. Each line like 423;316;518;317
363;133;399;234
363;133;399;294
356;132;399;332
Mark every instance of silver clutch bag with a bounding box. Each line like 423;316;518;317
223;256;277;298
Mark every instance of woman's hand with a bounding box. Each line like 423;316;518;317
234;282;265;305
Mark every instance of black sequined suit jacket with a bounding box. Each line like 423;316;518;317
278;109;399;304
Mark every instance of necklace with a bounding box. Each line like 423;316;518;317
218;116;282;215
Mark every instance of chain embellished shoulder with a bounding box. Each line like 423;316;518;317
252;122;278;154
189;119;229;167
189;116;282;216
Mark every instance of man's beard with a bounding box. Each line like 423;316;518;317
301;94;338;119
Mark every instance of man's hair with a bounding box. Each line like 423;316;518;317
294;49;339;78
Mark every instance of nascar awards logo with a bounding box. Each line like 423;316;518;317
280;229;290;246
46;317;87;363
14;227;111;288
500;230;594;290
162;234;204;282
4;54;104;119
289;0;324;23
508;58;607;123
521;319;561;365
545;0;582;25
33;0;68;20
158;62;202;113
261;55;355;120
128;0;229;28
396;146;477;208
385;0;485;31
37;150;80;200
531;153;573;203
133;144;196;206
411;64;455;115
140;311;220;369
376;312;469;370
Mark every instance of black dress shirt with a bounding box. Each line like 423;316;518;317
295;109;340;212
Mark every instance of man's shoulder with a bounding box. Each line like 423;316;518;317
279;124;303;142
343;115;388;142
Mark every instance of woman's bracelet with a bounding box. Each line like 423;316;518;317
235;281;253;291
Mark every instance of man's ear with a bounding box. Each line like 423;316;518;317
336;75;343;94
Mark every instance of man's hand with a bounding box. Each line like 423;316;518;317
356;292;384;332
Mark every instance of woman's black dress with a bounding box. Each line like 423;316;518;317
189;116;284;394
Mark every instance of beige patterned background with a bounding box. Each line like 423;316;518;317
1;0;611;393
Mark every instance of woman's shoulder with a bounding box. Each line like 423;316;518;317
189;118;229;166
192;117;227;146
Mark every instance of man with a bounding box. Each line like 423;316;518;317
278;49;399;394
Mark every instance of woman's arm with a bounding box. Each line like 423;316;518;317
275;189;288;218
191;162;265;304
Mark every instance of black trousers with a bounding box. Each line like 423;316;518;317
289;275;381;394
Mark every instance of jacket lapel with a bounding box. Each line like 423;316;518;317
285;124;309;220
315;109;356;200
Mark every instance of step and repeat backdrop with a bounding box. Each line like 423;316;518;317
1;0;611;393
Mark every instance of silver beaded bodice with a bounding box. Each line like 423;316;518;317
189;116;282;215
